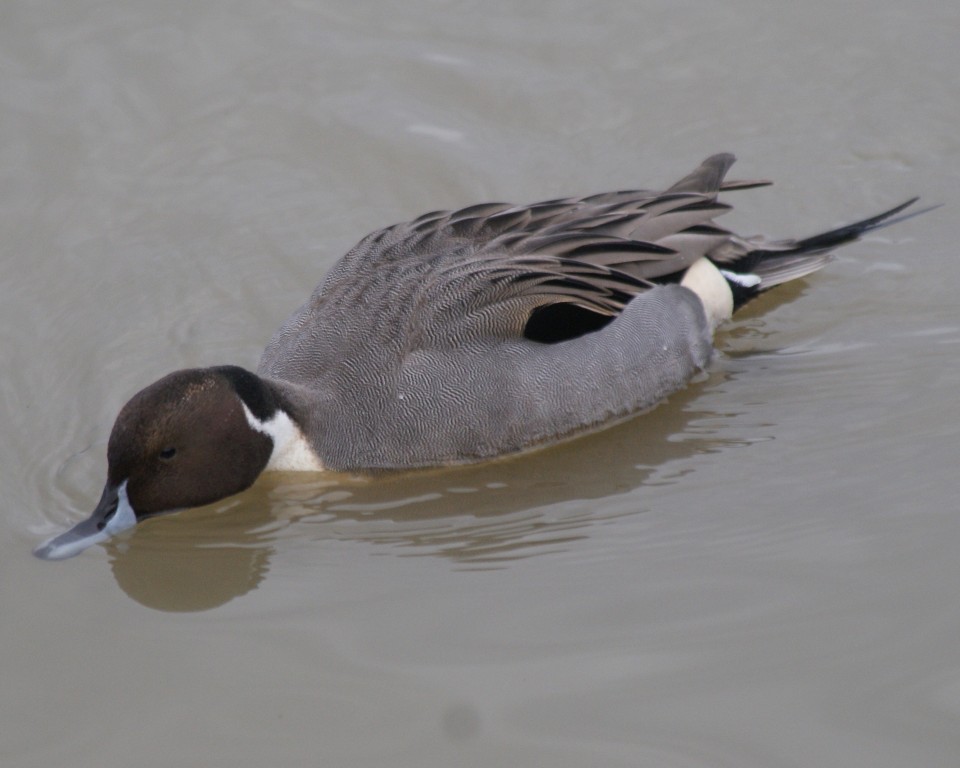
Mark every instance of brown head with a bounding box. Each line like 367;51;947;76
35;366;278;560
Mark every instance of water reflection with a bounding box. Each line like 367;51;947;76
96;375;753;611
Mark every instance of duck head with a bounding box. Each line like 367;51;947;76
35;366;278;560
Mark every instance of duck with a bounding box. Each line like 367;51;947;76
34;153;927;560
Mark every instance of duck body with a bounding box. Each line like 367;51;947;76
35;153;925;559
260;280;710;469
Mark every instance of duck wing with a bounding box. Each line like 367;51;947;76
401;153;761;345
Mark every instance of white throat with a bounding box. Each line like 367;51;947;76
241;403;325;472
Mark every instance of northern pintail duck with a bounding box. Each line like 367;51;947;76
35;153;926;559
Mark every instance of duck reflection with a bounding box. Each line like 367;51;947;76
104;373;749;611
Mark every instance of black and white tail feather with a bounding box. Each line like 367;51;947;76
718;195;928;309
635;153;933;312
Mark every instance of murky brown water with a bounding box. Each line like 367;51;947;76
3;1;959;766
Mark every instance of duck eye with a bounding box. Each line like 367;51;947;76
159;447;177;460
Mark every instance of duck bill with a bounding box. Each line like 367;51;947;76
34;481;137;561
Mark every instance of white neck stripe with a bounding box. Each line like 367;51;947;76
240;403;325;472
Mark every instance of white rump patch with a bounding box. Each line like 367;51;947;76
681;258;734;332
241;404;326;472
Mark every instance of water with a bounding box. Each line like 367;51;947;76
3;1;959;766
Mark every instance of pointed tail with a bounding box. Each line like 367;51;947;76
724;198;939;306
